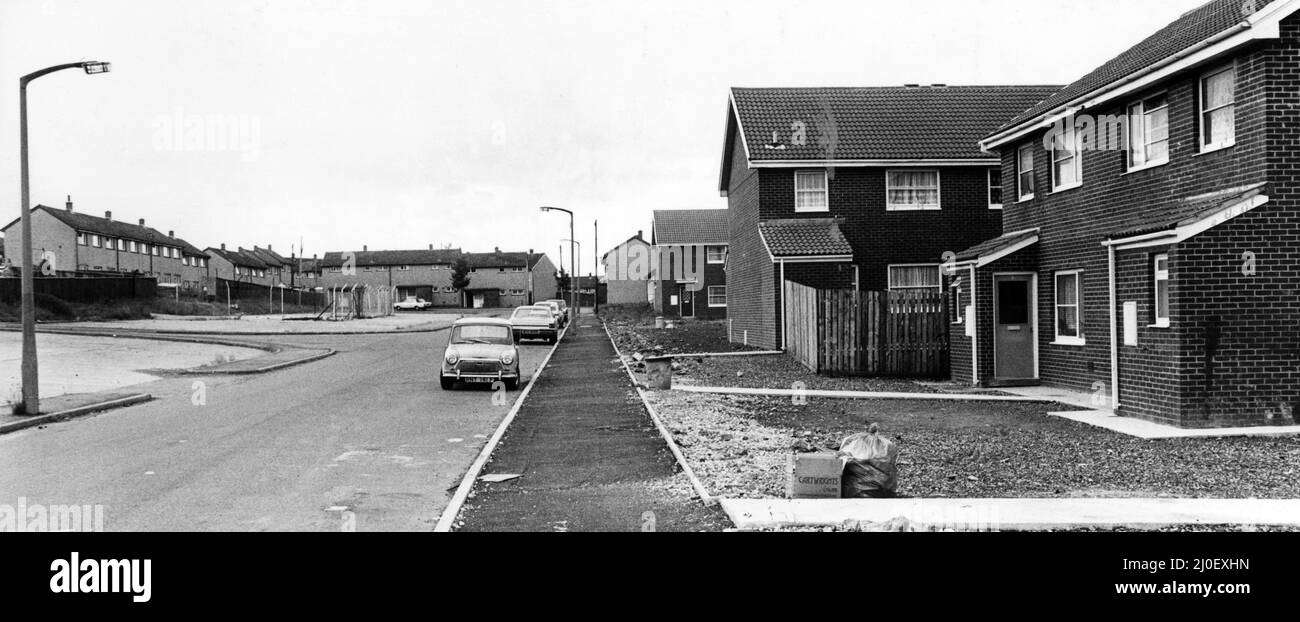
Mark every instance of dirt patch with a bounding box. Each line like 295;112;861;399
648;391;1300;500
605;316;761;356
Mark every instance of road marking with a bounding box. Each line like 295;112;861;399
447;438;464;443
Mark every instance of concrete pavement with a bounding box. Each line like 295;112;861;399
0;329;552;531
454;318;731;532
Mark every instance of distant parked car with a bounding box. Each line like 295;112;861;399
510;305;559;344
538;300;566;327
395;296;431;311
440;318;520;390
545;298;569;322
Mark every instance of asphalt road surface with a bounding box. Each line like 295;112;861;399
0;328;551;532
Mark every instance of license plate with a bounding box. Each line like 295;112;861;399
464;377;495;384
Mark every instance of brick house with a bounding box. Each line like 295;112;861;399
600;230;654;306
1;199;210;288
461;249;557;309
720;85;1060;349
650;209;729;319
317;247;464;306
951;0;1300;428
206;244;271;286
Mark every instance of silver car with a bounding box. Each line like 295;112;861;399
440;318;520;390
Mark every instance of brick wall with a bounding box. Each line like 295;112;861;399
725;123;776;348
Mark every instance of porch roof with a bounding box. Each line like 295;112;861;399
1105;183;1269;241
953;228;1039;267
758;218;854;259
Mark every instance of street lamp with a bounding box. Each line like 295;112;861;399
562;238;582;308
539;206;577;321
18;60;111;415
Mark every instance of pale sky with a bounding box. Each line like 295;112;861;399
0;0;1210;273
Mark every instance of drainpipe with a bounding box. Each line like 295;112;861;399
969;264;978;385
779;258;787;351
1108;244;1120;412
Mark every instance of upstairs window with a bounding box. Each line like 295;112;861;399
887;264;942;292
988;169;1003;209
706;246;726;264
1017;145;1035;200
129;240;139;253
1128;93;1169;169
1201;65;1236;151
77;232;87;246
1050;126;1082;191
886;170;941;211
91;234;101;247
794;170;829;212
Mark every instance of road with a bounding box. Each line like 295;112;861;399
0;326;552;532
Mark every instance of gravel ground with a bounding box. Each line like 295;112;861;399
606;317;762;355
647;391;1300;500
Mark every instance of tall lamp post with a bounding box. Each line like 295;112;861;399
562;238;581;308
17;60;112;416
539;206;576;321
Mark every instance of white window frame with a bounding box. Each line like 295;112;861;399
129;240;139;253
885;170;941;211
77;232;87;246
90;234;101;248
1053;270;1086;345
1050;127;1083;192
706;246;726;264
707;285;727;308
1127;92;1170;171
1017;144;1035;201
794;170;829;213
988;169;1003;209
1153;254;1170;328
1200;64;1237;153
887;264;943;292
950;280;965;325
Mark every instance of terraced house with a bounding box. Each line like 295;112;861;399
651;209;729;319
1;199;209;288
462;249;557;309
719;84;1060;349
317;247;464;306
206;244;271;287
950;0;1300;428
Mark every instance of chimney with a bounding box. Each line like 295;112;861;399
168;230;175;238
65;195;73;212
267;244;272;250
494;246;501;254
429;244;434;250
105;210;112;221
139;218;146;227
637;229;643;239
363;245;368;252
221;243;226;251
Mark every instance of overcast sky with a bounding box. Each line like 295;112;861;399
1;0;1209;271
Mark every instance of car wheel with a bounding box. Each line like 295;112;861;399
440;377;455;390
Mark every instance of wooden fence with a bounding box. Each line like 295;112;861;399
783;282;950;377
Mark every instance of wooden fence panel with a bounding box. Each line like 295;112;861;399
783;282;949;378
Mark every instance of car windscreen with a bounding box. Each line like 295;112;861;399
451;324;512;344
512;308;551;318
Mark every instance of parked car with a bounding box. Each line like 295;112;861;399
545;298;569;322
538;300;566;327
510;305;559;344
440;318;520;390
395;296;431;311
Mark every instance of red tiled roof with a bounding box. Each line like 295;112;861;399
652;209;730;245
998;0;1281;132
730;85;1061;163
758;218;854;258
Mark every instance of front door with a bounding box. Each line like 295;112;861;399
993;274;1035;380
679;286;695;318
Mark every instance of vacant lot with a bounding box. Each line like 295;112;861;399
648;391;1300;500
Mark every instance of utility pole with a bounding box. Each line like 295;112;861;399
593;220;599;314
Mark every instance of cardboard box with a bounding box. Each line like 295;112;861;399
787;452;847;499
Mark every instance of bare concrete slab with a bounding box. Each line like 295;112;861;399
1050;409;1300;440
721;498;1300;531
674;385;1054;403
